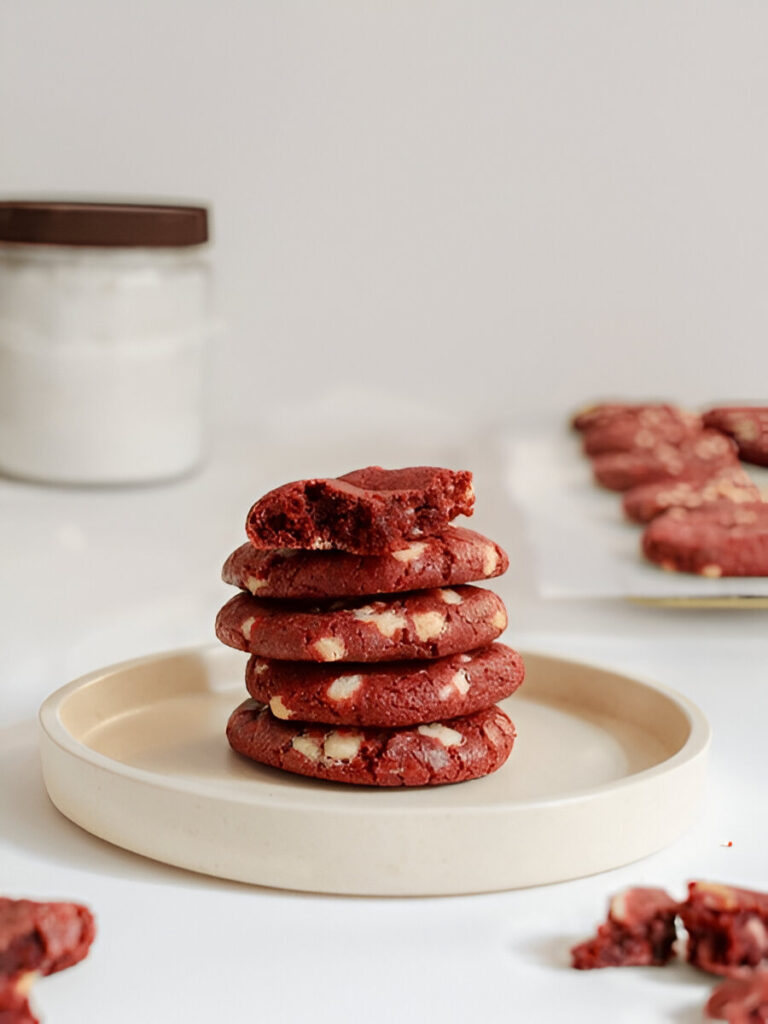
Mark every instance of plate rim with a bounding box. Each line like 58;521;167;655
38;642;712;813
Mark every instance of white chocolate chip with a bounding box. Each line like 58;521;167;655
417;722;464;747
491;608;507;631
14;972;37;998
252;660;268;676
450;669;470;695
743;917;768;952
291;735;321;762
439;588;463;605
269;695;292;720
412;610;447;641
696;882;738;909
700;564;723;578
246;575;268;593
323;730;363;761
327;674;363;701
312;637;347;661
391;541;427;563
609;892;628;923
459;653;472;663
482;545;499;576
241;616;256;639
439;669;470;701
735;419;759;441
353;606;407;638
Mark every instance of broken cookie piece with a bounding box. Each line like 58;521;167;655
681;882;768;977
245;466;475;554
571;887;679;969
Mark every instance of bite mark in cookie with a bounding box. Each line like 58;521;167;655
245;466;475;555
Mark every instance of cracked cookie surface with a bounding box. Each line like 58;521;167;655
223;526;507;599
226;699;516;786
216;585;507;662
246;643;524;727
245;466;475;555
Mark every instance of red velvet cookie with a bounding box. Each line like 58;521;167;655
0;899;95;1024
223;526;508;599
571;402;676;433
245;643;524;727
703;407;768;468
642;501;768;576
571;887;680;969
245;466;475;555
216;586;508;662
623;466;761;523
582;407;701;456
706;970;768;1021
592;430;738;491
226;699;516;786
0;899;94;980
681;882;768;978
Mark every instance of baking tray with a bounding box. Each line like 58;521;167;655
39;644;710;896
506;431;768;602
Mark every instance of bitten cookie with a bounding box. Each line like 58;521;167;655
642;501;768;576
703;407;768;468
246;643;525;727
223;526;508;599
226;699;516;786
592;431;737;492
245;466;475;555
582;407;701;456
622;466;761;524
216;586;508;662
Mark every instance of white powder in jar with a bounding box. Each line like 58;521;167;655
0;202;213;485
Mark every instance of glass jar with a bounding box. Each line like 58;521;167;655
0;200;213;484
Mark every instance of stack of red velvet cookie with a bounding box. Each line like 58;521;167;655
572;401;768;577
216;466;524;787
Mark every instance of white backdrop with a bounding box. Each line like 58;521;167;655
2;0;767;430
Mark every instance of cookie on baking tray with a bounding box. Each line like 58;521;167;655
641;501;768;576
622;466;761;523
591;430;738;491
245;466;475;555
223;526;508;599
245;643;524;727
702;407;768;468
226;699;516;787
571;402;677;433
215;586;508;662
582;406;701;456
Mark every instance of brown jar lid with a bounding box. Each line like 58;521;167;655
0;201;209;247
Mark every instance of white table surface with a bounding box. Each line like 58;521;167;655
2;422;767;1024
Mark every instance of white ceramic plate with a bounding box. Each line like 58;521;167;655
39;645;710;896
